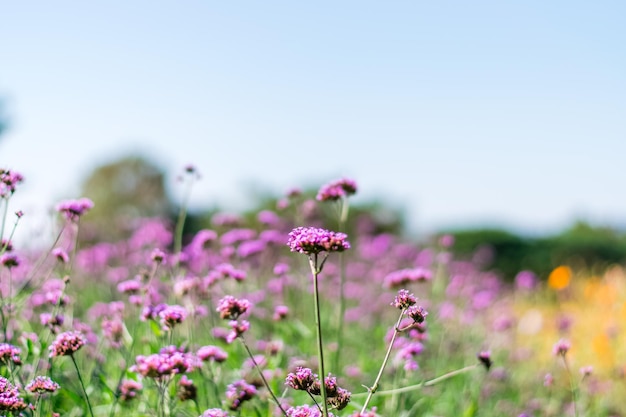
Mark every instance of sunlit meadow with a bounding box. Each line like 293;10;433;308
0;167;624;416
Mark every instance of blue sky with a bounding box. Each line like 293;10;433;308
1;1;625;241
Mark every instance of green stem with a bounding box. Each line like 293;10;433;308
562;356;579;417
173;174;195;268
309;254;330;417
71;354;95;417
239;336;288;417
354;364;479;398
360;309;405;413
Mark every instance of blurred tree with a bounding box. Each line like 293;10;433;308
80;156;173;242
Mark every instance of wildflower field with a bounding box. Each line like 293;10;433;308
0;167;624;417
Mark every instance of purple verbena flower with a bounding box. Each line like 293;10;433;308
216;296;251;320
200;408;232;417
197;345;228;363
119;379;142;401
391;289;417;310
226;320;250;343
478;350;492;370
177;375;197;401
286;404;335;417
316;178;357;201
0;376;26;411
158;304;187;330
0;344;21;365
0;253;19;269
49;331;86;357
0;169;24;198
406;305;428;324
383;268;432;288
56;197;94;221
51;247;69;263
285;367;317;391
225;379;257;411
553;338;571;357
287;227;350;255
25;376;60;393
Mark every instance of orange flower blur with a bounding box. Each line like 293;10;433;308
548;265;572;290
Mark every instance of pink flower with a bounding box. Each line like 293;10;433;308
49;331;86;357
287;227;350;255
56;197;94;221
25;376;60;393
316;178;357;201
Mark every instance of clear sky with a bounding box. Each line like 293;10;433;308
1;1;625;242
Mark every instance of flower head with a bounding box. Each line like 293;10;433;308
391;289;417;310
0;343;21;365
119;379;142;401
56;197;94;221
553;338;571;357
197;345;228;363
158;304;187;330
477;350;492;370
285;367;317;391
0;169;24;199
316;178;357;201
287;227;350;255
49;331;86;357
25;376;60;393
216;296;251;320
225;379;257;411
406;305;428;324
200;409;232;417
0;376;26;411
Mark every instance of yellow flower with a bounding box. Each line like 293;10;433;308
548;265;572;290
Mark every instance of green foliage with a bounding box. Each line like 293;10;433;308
80;156;173;242
444;222;626;280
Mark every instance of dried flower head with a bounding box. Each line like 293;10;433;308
478;350;492;370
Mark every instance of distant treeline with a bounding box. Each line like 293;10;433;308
445;222;626;280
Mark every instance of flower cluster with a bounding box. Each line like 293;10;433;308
225;379;257;411
383;267;433;288
48;331;86;357
197;345;228;363
285;369;351;411
131;346;196;379
25;376;60;393
200;409;231;417
286;404;335;417
0;376;27;412
158;304;187;330
56;197;94;221
118;379;142;402
216;296;251;320
0;343;21;365
316;178;357;201
0;169;24;199
287;227;351;255
553;339;571;357
391;289;417;310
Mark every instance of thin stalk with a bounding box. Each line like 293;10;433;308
360;309;405;413
173;174;195;267
309;253;330;417
70;354;95;417
333;197;349;372
0;199;8;242
239;336;288;417
562;356;579;417
353;364;479;397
